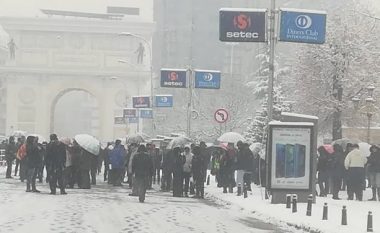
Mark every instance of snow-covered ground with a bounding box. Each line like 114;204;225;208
0;167;294;233
205;175;380;233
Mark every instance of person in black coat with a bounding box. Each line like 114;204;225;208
78;148;93;189
5;136;17;178
172;147;185;197
192;146;205;198
317;146;332;197
132;145;153;203
331;144;345;200
161;148;174;191
46;134;67;195
25;136;41;192
367;145;380;201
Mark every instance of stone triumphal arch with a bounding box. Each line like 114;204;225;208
0;11;154;140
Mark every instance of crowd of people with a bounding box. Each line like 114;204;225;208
317;143;380;201
3;133;379;203
1;134;229;203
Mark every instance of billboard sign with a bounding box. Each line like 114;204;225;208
268;123;314;190
140;109;153;119
219;8;267;42
194;70;221;89
123;108;137;118
128;117;139;124
160;69;187;88
132;96;150;108
279;9;327;44
114;117;125;125
155;95;173;107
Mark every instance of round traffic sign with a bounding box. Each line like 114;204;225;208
214;108;229;123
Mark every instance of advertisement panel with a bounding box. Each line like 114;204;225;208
270;125;312;190
219;8;267;42
155;95;173;107
279;9;327;44
160;69;187;88
114;117;125;125
140;109;153;119
194;70;221;89
128;117;139;124
123;108;137;118
132;96;150;108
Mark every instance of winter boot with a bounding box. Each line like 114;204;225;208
228;186;233;193
223;187;227;193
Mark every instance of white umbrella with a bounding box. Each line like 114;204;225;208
74;134;100;155
166;136;192;149
126;133;149;144
12;130;27;138
359;142;371;157
217;132;245;144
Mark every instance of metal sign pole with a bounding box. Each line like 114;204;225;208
186;68;193;137
268;0;276;122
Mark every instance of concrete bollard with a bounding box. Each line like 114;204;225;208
206;175;210;186
322;203;328;220
306;194;313;216
237;183;242;196
286;194;291;209
367;211;373;232
341;205;347;225
292;194;298;213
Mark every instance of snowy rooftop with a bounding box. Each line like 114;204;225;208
281;112;319;120
269;121;314;126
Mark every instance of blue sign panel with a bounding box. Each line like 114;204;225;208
132;96;150;108
128;117;139;124
123;108;137;118
194;70;221;89
279;9;327;44
140;109;153;119
219;8;267;42
155;95;173;107
160;69;187;88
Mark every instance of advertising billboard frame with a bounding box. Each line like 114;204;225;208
267;122;314;191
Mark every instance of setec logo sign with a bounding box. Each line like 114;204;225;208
194;70;221;89
132;96;150;108
279;9;327;44
219;8;267;42
160;69;187;88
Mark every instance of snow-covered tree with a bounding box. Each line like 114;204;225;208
286;1;380;139
244;51;292;144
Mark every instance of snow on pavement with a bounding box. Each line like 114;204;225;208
205;175;380;233
0;167;293;233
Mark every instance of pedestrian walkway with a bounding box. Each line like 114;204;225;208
0;168;292;233
205;175;380;233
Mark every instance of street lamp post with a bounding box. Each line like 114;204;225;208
352;84;376;143
119;32;155;136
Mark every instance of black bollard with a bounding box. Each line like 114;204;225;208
367;211;373;232
206;175;210;186
292;194;298;213
190;181;195;195
237;183;242;196
322;203;328;220
341;205;347;225
243;184;248;198
306;194;313;216
286;194;291;209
